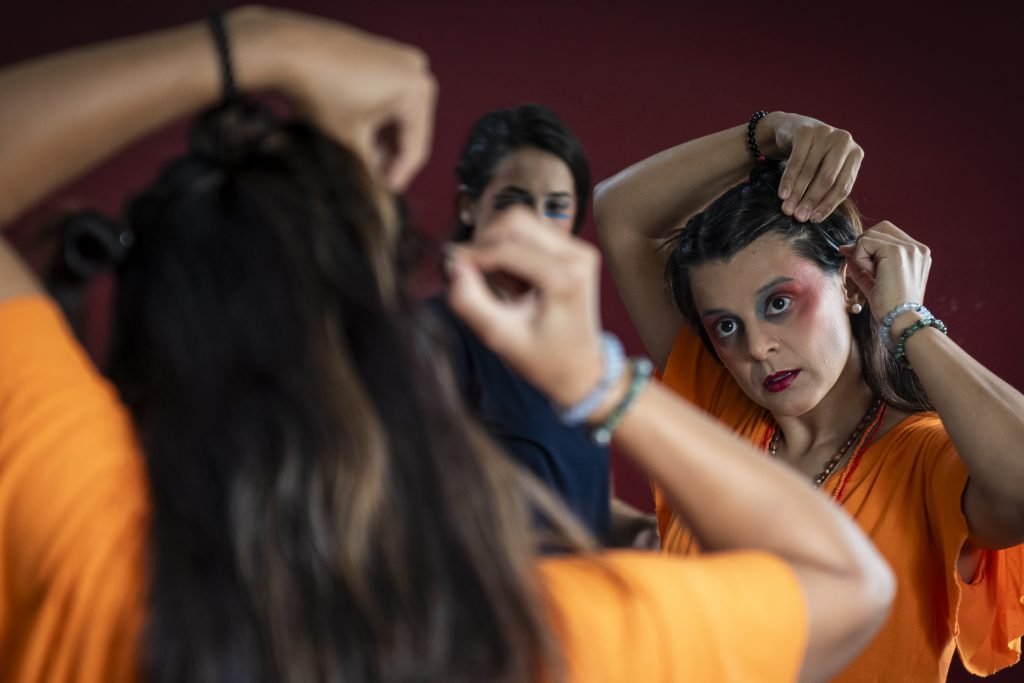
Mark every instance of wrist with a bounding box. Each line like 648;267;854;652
888;310;925;341
548;341;605;410
228;6;289;93
757;111;786;158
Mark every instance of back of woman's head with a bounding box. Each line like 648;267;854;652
665;160;931;412
453;103;591;240
47;98;583;683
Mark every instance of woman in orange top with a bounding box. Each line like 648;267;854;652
0;13;893;683
595;112;1024;681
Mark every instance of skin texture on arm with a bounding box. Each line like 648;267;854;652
842;222;1024;551
593;112;862;369
0;6;436;302
447;207;894;683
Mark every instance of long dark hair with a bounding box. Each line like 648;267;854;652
453;103;591;241
46;99;590;682
664;160;931;413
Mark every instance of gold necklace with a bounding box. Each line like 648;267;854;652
768;398;884;488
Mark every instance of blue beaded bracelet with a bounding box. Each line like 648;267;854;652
559;332;626;426
880;301;932;351
591;357;655;445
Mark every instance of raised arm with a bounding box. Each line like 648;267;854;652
0;6;436;229
842;221;1024;552
593;112;863;368
447;207;894;683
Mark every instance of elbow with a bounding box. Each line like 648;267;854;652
856;550;896;626
842;541;896;641
592;177;617;238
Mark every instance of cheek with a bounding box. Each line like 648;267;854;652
468;207;499;243
548;213;575;235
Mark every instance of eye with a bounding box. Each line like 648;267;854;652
712;318;739;339
544;198;572;220
766;295;792;316
493;192;533;211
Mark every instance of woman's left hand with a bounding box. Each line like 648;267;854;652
838;221;932;328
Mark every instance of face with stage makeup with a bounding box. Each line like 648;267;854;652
459;147;577;241
689;232;864;417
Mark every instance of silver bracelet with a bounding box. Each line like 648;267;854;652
559;332;626;426
879;302;931;351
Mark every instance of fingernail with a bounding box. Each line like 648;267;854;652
811;212;824;223
796;208;810;222
779;187;790;200
782;200;794;215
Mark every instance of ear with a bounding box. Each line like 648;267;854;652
839;262;866;307
458;193;477;227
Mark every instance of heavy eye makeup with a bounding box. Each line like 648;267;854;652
543;195;573;220
764;294;794;317
704;314;740;341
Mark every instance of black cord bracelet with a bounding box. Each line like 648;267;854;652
208;10;237;100
747;110;768;160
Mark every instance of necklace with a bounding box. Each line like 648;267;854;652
768;398;885;489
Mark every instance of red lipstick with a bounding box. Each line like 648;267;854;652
763;369;800;393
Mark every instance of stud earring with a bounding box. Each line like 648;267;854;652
850;303;863;315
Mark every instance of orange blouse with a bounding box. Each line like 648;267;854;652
656;324;1024;682
0;296;810;683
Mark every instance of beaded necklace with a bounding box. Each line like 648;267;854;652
767;398;888;500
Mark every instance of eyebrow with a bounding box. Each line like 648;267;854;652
496;186;573;199
700;276;796;318
756;276;795;297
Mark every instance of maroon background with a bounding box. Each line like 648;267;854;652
4;2;1022;680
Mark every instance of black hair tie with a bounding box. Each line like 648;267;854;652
208;10;237;100
62;211;131;279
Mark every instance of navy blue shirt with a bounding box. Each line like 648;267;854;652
426;295;611;541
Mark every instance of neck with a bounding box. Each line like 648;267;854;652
771;350;874;465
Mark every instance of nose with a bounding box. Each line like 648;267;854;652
746;322;779;361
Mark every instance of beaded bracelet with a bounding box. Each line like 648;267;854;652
894;317;947;365
559;332;626;425
747;110;768;160
879;301;932;351
208;10;237;100
591;357;655;445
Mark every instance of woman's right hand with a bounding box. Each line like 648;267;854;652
445;206;606;410
762;111;865;224
231;6;438;191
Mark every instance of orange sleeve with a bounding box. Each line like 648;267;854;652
922;432;1024;676
0;296;147;683
539;550;807;683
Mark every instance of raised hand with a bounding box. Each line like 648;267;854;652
764;112;865;223
445;206;604;409
232;7;438;191
838;220;932;329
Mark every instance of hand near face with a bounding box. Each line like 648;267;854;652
763;112;865;224
839;221;932;324
445;206;604;408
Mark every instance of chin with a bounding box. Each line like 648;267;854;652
754;387;821;418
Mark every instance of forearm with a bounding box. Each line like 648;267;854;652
902;326;1024;541
594;119;779;241
615;382;878;570
0;7;282;226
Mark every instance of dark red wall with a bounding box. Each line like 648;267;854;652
4;4;1022;680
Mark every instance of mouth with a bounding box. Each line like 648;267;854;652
762;369;800;393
